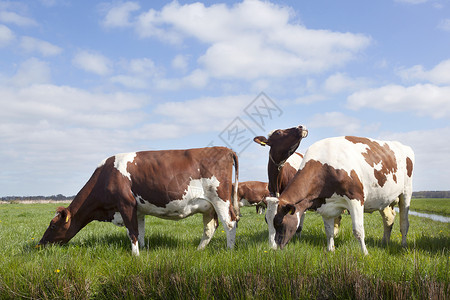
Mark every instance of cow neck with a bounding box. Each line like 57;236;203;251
278;160;322;212
267;161;282;196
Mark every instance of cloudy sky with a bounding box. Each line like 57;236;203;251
1;0;449;196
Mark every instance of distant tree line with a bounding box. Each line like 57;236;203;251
412;191;450;198
1;194;74;202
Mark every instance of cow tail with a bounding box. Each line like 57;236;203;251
232;151;240;221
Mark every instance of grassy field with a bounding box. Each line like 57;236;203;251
410;198;450;216
0;202;448;299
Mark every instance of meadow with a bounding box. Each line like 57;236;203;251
0;200;448;299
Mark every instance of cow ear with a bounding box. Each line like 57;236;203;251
254;136;269;146
56;207;71;223
282;203;296;215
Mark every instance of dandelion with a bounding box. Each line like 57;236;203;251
31;238;35;240
264;251;268;253
55;269;60;273
221;230;225;233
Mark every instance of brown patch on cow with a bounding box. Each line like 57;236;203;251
281;159;365;208
345;136;397;187
406;157;413;177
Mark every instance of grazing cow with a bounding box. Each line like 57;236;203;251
254;125;341;247
39;147;239;256
235;181;270;214
267;136;414;255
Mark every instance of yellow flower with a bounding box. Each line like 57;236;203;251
264;251;268;253
221;230;224;233
31;237;35;240
55;269;60;273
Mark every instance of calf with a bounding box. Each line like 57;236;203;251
267;136;414;255
39;147;239;255
235;181;270;214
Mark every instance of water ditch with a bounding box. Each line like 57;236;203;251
394;207;449;223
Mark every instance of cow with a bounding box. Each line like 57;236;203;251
39;147;239;256
254;125;341;246
266;136;414;255
234;181;270;214
253;125;308;197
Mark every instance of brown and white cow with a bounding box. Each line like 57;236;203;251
254;125;342;246
39;147;239;256
253;125;308;197
235;181;270;214
267;136;414;255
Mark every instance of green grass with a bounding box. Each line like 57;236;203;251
0;203;448;299
411;198;450;216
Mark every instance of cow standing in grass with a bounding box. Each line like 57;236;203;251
39;147;239;256
266;136;414;255
235;181;270;214
254;125;341;247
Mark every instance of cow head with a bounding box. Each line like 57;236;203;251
39;207;76;245
254;125;307;195
254;125;308;166
267;197;302;249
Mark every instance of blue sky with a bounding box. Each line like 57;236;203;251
0;0;449;196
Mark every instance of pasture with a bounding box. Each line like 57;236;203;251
0;201;448;299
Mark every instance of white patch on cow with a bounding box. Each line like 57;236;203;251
111;212;124;226
286;153;303;170
295;211;301;229
239;198;258;207
136;176;220;220
97;158;107;169
114;152;136;181
266;197;279;249
316;194;349;218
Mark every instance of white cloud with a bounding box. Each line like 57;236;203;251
0;24;14;47
153;94;249;132
308;111;361;135
111;58;160;89
323;73;372;94
72;50;112;75
397;59;450;85
347;84;450;119
0;10;37;26
9;58;51;87
107;0;371;82
438;18;450;31
379;127;450;191
20;36;63;56
172;54;189;72
101;1;140;28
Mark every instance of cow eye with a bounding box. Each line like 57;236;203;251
50;224;56;230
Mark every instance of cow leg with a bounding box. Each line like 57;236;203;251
322;216;336;251
137;214;146;248
116;194;140;256
398;193;411;248
348;202;368;255
380;205;396;244
295;212;306;236
265;199;278;249
211;199;237;249
197;211;218;250
333;215;342;237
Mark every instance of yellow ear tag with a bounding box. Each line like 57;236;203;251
65;215;69;223
260;142;266;145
